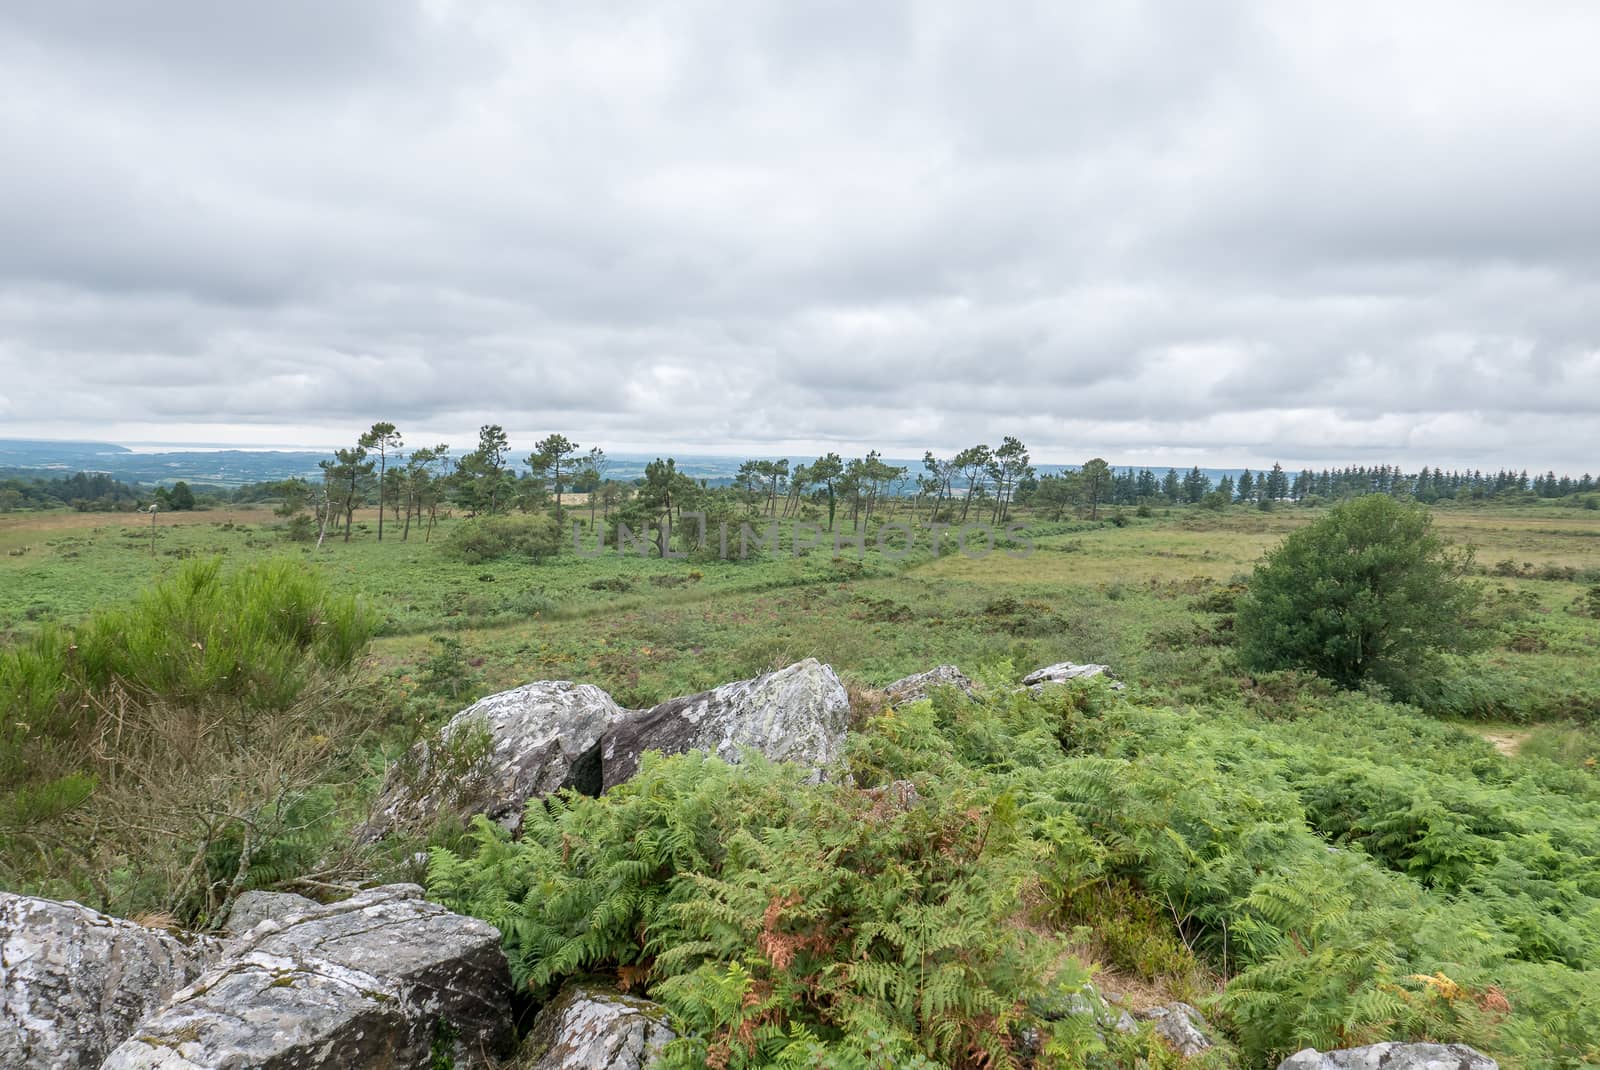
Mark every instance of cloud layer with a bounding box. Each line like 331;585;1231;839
2;1;1597;468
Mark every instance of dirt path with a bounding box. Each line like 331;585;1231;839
1482;730;1531;757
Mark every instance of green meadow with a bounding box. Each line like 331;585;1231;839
3;497;1600;1066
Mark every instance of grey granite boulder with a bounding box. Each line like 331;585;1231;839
1278;1043;1497;1070
1022;661;1124;692
601;659;851;787
1140;1002;1213;1057
883;665;976;704
221;890;317;938
359;680;629;839
0;891;221;1070
521;986;674;1070
100;884;514;1070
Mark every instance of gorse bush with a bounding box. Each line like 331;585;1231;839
0;557;371;751
0;558;377;921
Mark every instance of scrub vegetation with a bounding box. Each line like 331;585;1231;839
2;455;1598;1067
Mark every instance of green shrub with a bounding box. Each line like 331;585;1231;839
442;514;561;564
1237;495;1481;697
0;559;378;921
283;513;316;542
424;674;1600;1068
429;752;1100;1069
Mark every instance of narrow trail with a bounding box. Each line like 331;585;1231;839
1481;730;1531;757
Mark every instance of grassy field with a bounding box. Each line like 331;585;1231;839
4;500;1595;717
5;497;1600;1066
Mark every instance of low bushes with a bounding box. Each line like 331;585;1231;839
434;681;1600;1068
0;559;377;922
442;513;561;564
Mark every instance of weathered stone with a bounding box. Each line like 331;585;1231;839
100;884;514;1070
0;892;221;1070
1021;661;1124;692
1278;1042;1498;1070
1051;983;1137;1032
601;659;850;787
359;680;628;839
1140;1001;1212;1057
882;665;976;705
861;779;922;820
1021;982;1137;1058
221;891;317;938
521;986;674;1070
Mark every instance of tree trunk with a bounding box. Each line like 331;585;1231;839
376;455;386;541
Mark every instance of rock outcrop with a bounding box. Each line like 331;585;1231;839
1278;1043;1497;1070
521;986;675;1070
1140;1002;1213;1057
221;890;317;938
601;658;850;787
1019;982;1136;1060
1021;661;1123;691
100;884;514;1070
0;892;221;1070
360;661;853;840
882;664;977;704
359;680;628;839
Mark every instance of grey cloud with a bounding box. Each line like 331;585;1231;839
0;0;1597;469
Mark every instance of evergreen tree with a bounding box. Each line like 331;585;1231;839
359;422;402;541
528;434;580;521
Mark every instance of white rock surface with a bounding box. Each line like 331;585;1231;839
359;680;628;839
221;890;317;938
601;659;851;787
522;986;674;1070
882;664;977;704
1021;661;1124;691
1140;1002;1213;1057
100;884;514;1070
0;891;221;1070
1278;1042;1498;1070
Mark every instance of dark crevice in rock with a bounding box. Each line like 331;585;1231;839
562;739;605;798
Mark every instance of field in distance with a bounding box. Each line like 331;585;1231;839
3;499;1595;718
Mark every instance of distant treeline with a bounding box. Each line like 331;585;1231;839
0;469;143;512
4;433;1596;524
0;469;262;513
1059;462;1600;511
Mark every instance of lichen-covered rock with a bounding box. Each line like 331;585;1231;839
521;986;674;1070
601;659;850;787
1034;982;1137;1034
1140;1001;1212;1057
358;680;628;839
100;884;514;1070
221;890;317;938
0;891;221;1070
1019;982;1136;1059
883;665;976;704
1021;661;1123;691
1278;1042;1498;1070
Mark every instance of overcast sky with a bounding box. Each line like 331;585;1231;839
1;2;1597;470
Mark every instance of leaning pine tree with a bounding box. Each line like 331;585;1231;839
1236;494;1480;696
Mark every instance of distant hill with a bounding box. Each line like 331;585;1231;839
0;439;1251;490
0;440;327;486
